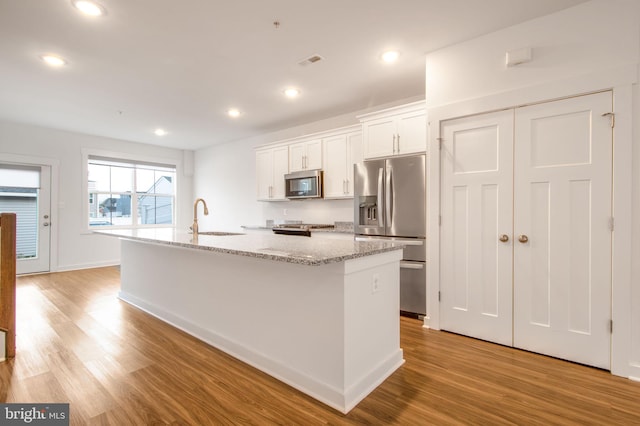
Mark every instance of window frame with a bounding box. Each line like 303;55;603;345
83;149;179;231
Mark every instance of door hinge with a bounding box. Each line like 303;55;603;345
602;112;615;128
609;217;615;232
610;319;613;334
439;215;442;226
438;291;441;302
437;138;443;150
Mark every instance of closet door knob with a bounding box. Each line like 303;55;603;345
499;234;509;242
518;235;529;243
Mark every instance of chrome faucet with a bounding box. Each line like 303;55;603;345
192;198;209;234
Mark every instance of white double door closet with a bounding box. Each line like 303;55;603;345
440;91;613;369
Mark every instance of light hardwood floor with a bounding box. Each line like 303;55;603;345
1;267;640;425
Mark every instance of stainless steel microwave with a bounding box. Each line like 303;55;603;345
285;170;323;199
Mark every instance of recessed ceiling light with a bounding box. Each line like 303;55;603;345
381;50;400;63
154;128;167;136
71;0;106;16
227;108;241;118
284;88;300;98
40;55;67;67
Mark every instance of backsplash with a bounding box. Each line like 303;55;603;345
259;198;353;227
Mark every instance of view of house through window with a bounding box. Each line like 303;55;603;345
88;157;176;228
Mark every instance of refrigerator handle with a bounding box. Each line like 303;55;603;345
377;167;384;227
386;165;393;231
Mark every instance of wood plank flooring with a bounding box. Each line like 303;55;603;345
1;266;640;425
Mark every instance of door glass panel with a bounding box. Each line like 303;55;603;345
0;186;38;259
0;165;41;259
0;164;50;274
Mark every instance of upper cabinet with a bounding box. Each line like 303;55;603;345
322;129;362;199
255;125;362;201
256;145;289;201
358;101;426;159
289;139;322;172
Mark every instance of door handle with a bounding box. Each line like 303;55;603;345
518;235;529;243
385;165;393;230
499;234;509;242
43;222;50;227
377;168;384;227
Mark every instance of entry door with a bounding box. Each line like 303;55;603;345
0;164;51;274
513;92;612;369
440;110;514;346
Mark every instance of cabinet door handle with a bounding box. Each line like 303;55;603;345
518;234;529;243
499;234;509;242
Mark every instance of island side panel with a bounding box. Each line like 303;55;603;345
343;251;404;411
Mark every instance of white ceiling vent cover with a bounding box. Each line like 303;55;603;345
298;55;324;66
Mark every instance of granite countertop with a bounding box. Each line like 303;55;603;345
95;228;402;266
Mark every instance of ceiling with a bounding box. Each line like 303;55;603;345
0;0;588;151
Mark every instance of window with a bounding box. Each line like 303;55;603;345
88;156;176;228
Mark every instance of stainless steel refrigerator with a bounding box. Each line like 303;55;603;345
354;154;426;316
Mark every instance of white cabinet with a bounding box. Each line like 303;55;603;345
256;146;288;200
256;125;362;201
289;139;322;172
359;101;426;159
323;130;362;198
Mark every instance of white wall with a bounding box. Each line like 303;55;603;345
0;120;193;271
193;96;422;232
425;0;640;109
424;0;640;379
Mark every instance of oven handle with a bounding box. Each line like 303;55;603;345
355;236;424;246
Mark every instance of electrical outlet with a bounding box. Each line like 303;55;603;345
283;209;288;216
372;273;380;294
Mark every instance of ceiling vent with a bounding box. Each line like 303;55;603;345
298;54;324;66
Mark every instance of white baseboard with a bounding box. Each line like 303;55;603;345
54;260;120;272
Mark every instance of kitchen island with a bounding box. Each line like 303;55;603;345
96;228;405;413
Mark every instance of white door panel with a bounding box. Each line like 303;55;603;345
513;91;612;369
440;110;514;346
